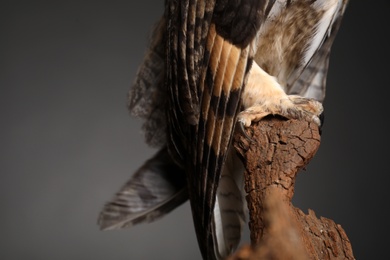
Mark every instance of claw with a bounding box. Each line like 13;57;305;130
236;120;255;143
318;111;324;135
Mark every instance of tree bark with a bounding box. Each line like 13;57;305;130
227;116;354;260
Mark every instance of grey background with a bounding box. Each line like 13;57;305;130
1;1;388;259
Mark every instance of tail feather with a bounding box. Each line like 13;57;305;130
98;148;188;230
212;149;246;259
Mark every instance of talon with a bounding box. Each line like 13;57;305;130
312;115;321;127
319;111;325;126
236;120;255;142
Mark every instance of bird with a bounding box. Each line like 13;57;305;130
98;0;349;259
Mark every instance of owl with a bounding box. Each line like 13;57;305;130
98;1;349;259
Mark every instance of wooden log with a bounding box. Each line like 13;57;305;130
228;116;354;260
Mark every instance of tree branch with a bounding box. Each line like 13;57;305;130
228;116;355;260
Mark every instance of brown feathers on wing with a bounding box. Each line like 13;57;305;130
99;1;349;259
287;0;349;102
165;1;270;259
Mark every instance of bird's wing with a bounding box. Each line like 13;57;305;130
165;1;272;258
128;17;167;147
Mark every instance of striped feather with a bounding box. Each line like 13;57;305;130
99;1;349;259
287;0;349;101
128;17;167;147
166;1;269;259
254;0;349;102
98;148;187;230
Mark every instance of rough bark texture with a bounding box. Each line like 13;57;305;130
228;116;354;260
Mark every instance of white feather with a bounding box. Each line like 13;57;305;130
302;0;342;68
213;148;246;259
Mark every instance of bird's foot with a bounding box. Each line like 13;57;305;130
237;95;323;128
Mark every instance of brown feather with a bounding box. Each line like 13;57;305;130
165;1;269;259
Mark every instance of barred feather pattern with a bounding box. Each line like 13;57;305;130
165;1;268;259
98;148;187;230
288;0;348;101
128;17;167;147
99;1;349;259
254;0;349;101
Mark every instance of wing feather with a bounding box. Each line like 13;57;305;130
165;1;269;259
127;17;167;147
287;0;349;102
100;1;349;258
